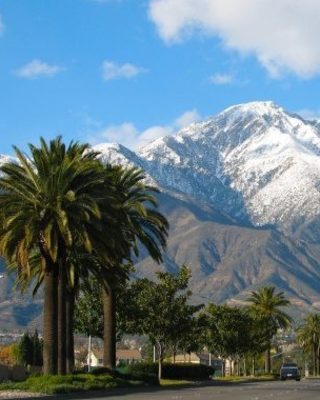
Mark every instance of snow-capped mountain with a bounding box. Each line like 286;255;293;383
3;101;320;328
138;101;320;231
91;101;320;233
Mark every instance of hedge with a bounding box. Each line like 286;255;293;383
125;363;215;380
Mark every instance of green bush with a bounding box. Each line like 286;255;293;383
0;372;148;394
125;363;215;380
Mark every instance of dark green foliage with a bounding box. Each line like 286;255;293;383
74;275;133;340
205;304;255;359
125;362;214;380
32;331;43;366
16;331;43;366
18;333;33;366
90;367;159;385
74;279;104;338
123;265;203;379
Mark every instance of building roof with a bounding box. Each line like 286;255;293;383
116;349;142;360
91;348;141;360
174;353;200;362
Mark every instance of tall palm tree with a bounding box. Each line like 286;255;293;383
247;286;291;373
99;166;169;369
0;137;106;374
297;313;320;376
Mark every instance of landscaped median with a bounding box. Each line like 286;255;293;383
0;364;216;396
214;375;278;383
0;373;149;395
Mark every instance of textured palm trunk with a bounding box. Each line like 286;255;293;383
66;287;75;374
58;263;67;375
43;266;58;375
102;280;116;369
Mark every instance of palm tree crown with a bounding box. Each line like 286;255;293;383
247;286;292;332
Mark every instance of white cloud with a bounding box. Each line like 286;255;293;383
209;73;233;85
102;60;146;81
0;14;5;36
175;109;201;128
90;109;201;149
296;109;320;121
149;0;320;79
15;59;64;79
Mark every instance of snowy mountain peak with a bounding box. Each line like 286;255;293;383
1;102;319;232
136;102;320;230
221;100;281;117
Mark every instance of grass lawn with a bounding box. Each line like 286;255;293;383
215;375;276;382
160;379;197;388
0;373;146;395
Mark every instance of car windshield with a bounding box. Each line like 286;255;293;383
282;367;298;372
282;363;297;368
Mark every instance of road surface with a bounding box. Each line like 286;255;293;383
51;379;320;400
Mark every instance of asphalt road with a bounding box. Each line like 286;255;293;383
51;379;320;400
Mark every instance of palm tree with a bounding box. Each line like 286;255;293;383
0;137;106;374
99;166;169;369
247;286;291;373
297;313;320;376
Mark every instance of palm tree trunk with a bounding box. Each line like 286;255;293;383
58;263;67;375
43;265;58;375
102;280;116;369
66;287;75;374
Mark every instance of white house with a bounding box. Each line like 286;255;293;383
87;348;142;367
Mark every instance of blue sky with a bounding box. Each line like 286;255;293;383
1;0;320;154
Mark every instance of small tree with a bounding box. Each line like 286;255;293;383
205;304;254;375
31;330;43;367
74;276;132;340
126;265;202;381
14;331;43;367
18;333;33;366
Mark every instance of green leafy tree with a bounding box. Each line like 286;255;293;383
31;330;43;367
17;333;33;366
125;265;202;380
247;286;291;373
74;275;131;340
15;331;43;367
204;304;254;375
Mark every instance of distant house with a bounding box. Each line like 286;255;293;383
87;348;142;367
173;352;215;366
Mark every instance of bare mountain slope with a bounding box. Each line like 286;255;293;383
135;192;320;316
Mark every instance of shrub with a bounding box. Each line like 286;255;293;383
125;363;215;380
